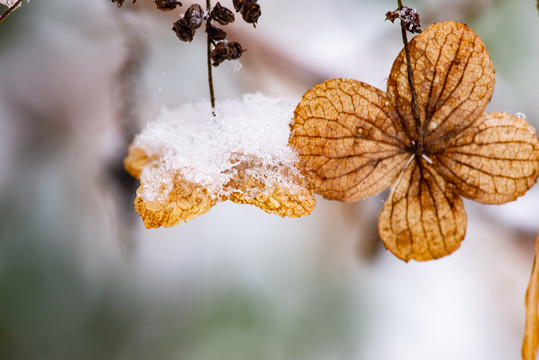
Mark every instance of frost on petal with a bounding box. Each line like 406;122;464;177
135;169;216;228
523;233;539;360
387;21;495;144
378;157;466;262
124;94;315;228
290;78;411;202
433;112;539;204
225;155;315;217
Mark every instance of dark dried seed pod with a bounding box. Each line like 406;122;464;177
210;42;230;66
211;2;235;25
227;42;244;60
232;0;242;12
206;24;227;42
241;2;261;26
385;10;399;22
399;7;422;33
184;4;204;29
155;0;182;11
172;19;196;42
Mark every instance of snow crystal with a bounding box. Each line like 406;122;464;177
132;93;301;202
229;59;242;72
515;112;526;119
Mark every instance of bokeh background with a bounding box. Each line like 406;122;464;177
0;0;538;359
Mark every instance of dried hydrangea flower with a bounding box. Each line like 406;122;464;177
290;21;539;261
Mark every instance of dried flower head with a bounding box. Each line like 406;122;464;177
386;6;422;33
210;41;244;66
172;18;196;42
233;0;261;27
184;3;204;29
206;23;227;42
211;2;235;25
154;0;182;11
290;21;539;261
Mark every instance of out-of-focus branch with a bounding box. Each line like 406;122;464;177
0;0;24;24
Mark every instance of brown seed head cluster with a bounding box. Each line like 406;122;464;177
110;0;259;68
170;1;258;67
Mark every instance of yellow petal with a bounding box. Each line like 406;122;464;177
378;157;467;261
523;233;539;360
433;112;539;204
290;78;411;202
387;21;495;143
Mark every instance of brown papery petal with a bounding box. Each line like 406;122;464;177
378;157;467;261
135;172;217;228
127;149;316;228
290;78;411;202
433;112;539;204
225;161;316;218
387;21;494;143
523;233;539;360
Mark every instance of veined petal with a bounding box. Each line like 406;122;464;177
290;78;411;202
433;112;539;204
378;157;467;262
135;171;217;228
387;21;494;144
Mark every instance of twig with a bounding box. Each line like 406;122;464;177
0;0;24;24
396;0;422;154
206;0;216;113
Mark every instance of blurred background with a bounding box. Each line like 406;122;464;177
0;0;538;359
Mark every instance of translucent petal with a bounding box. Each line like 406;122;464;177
378;158;467;261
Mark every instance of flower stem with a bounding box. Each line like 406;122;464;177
206;0;216;114
0;0;24;24
396;0;422;154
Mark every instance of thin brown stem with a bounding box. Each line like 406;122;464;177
206;0;216;113
396;0;422;154
0;0;24;24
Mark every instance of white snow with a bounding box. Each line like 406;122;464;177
132;93;302;202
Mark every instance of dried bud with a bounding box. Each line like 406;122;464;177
385;10;399;22
210;41;245;66
232;0;261;26
210;42;230;66
240;1;261;26
399;7;422;33
154;0;182;11
206;23;227;42
227;42;244;60
232;0;242;12
184;4;204;29
172;19;196;42
211;2;235;25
